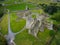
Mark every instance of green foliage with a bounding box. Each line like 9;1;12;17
39;3;47;8
44;4;57;15
39;3;59;15
0;0;4;1
51;10;60;22
56;39;60;45
0;35;7;45
0;4;4;18
32;15;36;19
49;30;55;36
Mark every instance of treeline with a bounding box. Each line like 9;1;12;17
0;0;5;18
0;0;4;1
0;4;4;18
39;3;60;22
39;3;60;15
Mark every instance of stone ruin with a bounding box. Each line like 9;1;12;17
16;10;53;37
27;13;53;37
18;11;53;37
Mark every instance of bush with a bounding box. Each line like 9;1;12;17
0;34;7;45
51;10;60;22
50;3;57;6
49;30;55;36
0;0;4;1
44;5;57;15
0;4;4;18
56;39;60;45
39;3;58;15
0;4;2;6
0;13;4;18
39;3;47;8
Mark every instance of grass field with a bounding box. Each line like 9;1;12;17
5;2;37;11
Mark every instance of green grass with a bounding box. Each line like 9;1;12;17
5;3;36;11
31;9;45;14
0;13;26;34
14;28;51;45
51;30;60;45
4;0;20;4
0;15;8;35
4;0;51;4
26;0;52;4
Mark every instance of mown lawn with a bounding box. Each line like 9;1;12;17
5;3;37;11
0;13;26;34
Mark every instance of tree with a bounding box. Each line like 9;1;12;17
39;3;58;15
51;10;60;22
49;30;55;36
44;3;57;15
0;34;7;45
0;0;4;1
0;4;4;18
0;3;5;21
